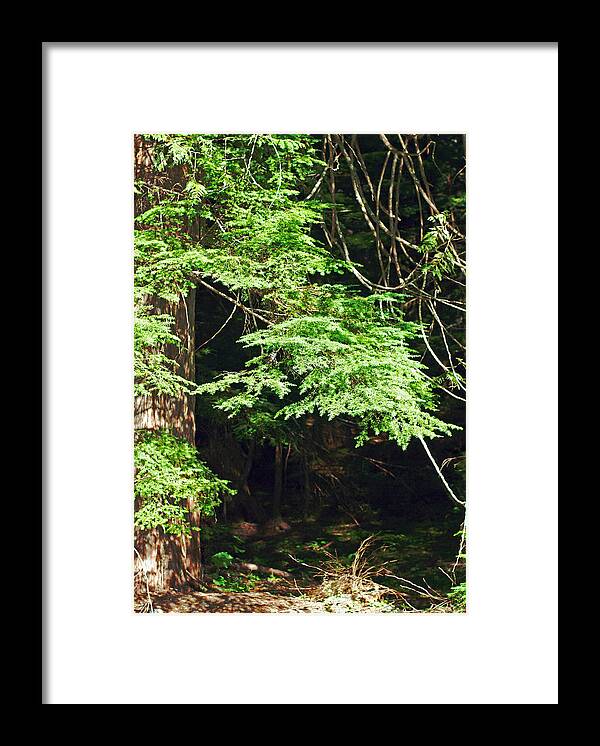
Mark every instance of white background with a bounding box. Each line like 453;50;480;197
44;43;558;704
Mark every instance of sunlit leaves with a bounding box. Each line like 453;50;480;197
134;431;234;535
200;290;460;449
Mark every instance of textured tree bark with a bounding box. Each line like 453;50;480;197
272;444;284;520
133;135;202;593
236;440;267;523
134;289;202;592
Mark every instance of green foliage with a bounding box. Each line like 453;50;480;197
134;233;202;303
134;431;233;535
213;572;261;593
210;551;234;569
136;134;459;450
134;302;195;397
195;201;346;303
447;582;467;611
134;133;331;403
418;213;459;280
199;287;459;448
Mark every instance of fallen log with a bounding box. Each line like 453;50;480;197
230;561;292;579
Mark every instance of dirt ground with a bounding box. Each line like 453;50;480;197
137;589;325;613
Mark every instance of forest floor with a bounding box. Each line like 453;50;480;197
136;512;463;613
143;590;324;613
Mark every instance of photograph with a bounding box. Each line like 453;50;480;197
133;133;467;613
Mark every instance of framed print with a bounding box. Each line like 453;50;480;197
43;42;558;704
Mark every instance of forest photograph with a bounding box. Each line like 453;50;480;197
134;133;467;613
